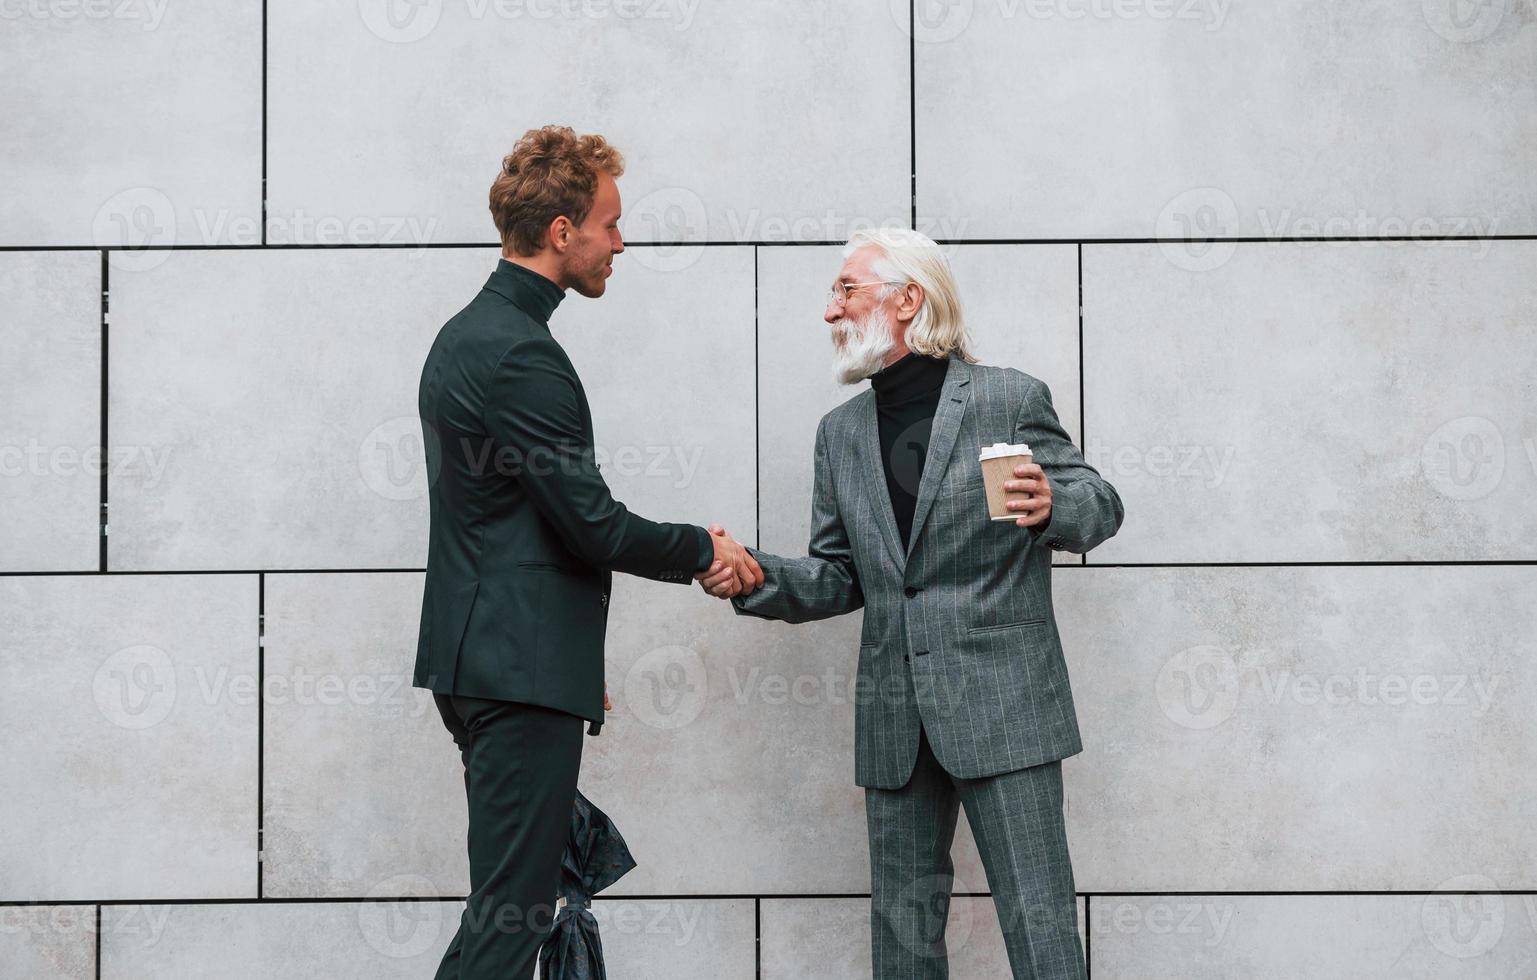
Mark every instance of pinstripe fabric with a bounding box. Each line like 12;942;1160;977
735;357;1125;790
867;729;1085;979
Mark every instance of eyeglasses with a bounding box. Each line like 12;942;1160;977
827;279;903;307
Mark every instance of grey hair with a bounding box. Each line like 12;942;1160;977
843;227;976;363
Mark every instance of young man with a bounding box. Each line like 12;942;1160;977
414;125;761;978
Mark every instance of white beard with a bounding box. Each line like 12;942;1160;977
830;307;897;385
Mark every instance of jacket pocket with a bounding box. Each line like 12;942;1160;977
517;560;583;575
966;618;1045;636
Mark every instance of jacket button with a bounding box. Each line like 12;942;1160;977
903;653;910;664
903;586;920;598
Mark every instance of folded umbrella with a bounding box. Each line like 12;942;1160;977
538;789;637;980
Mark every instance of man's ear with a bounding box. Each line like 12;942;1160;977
547;215;573;254
897;281;924;322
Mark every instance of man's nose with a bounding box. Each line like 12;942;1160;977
610;231;624;254
824;304;841;324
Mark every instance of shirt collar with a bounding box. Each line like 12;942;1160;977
484;258;565;324
869;352;951;401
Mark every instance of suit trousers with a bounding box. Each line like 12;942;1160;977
866;726;1085;979
431;694;585;980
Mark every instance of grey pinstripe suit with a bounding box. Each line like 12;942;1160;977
734;356;1123;978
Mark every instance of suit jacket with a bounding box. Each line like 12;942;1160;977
733;357;1123;788
413;259;712;733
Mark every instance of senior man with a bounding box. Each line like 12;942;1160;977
700;228;1123;978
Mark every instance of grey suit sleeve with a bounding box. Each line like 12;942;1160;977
1017;377;1124;554
731;417;864;623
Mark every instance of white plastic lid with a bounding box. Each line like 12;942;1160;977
978;441;1031;461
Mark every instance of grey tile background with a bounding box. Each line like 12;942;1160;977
0;251;101;571
0;905;96;980
2;1;1533;976
0;3;263;249
0;575;258;901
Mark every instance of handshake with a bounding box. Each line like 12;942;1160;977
693;524;764;599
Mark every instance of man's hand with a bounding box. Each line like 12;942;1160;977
1004;461;1053;528
695;524;764;598
604;686;612;711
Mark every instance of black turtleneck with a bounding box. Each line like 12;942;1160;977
870;353;951;548
497;257;565;324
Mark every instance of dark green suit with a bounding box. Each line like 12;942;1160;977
414;258;711;978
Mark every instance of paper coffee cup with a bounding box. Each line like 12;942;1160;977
979;442;1033;521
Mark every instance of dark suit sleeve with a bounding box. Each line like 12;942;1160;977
731;416;864;623
1015;376;1124;554
485;339;712;582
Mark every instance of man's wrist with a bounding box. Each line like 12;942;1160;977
693;524;716;574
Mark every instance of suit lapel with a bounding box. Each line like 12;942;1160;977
856;391;907;570
905;358;973;562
